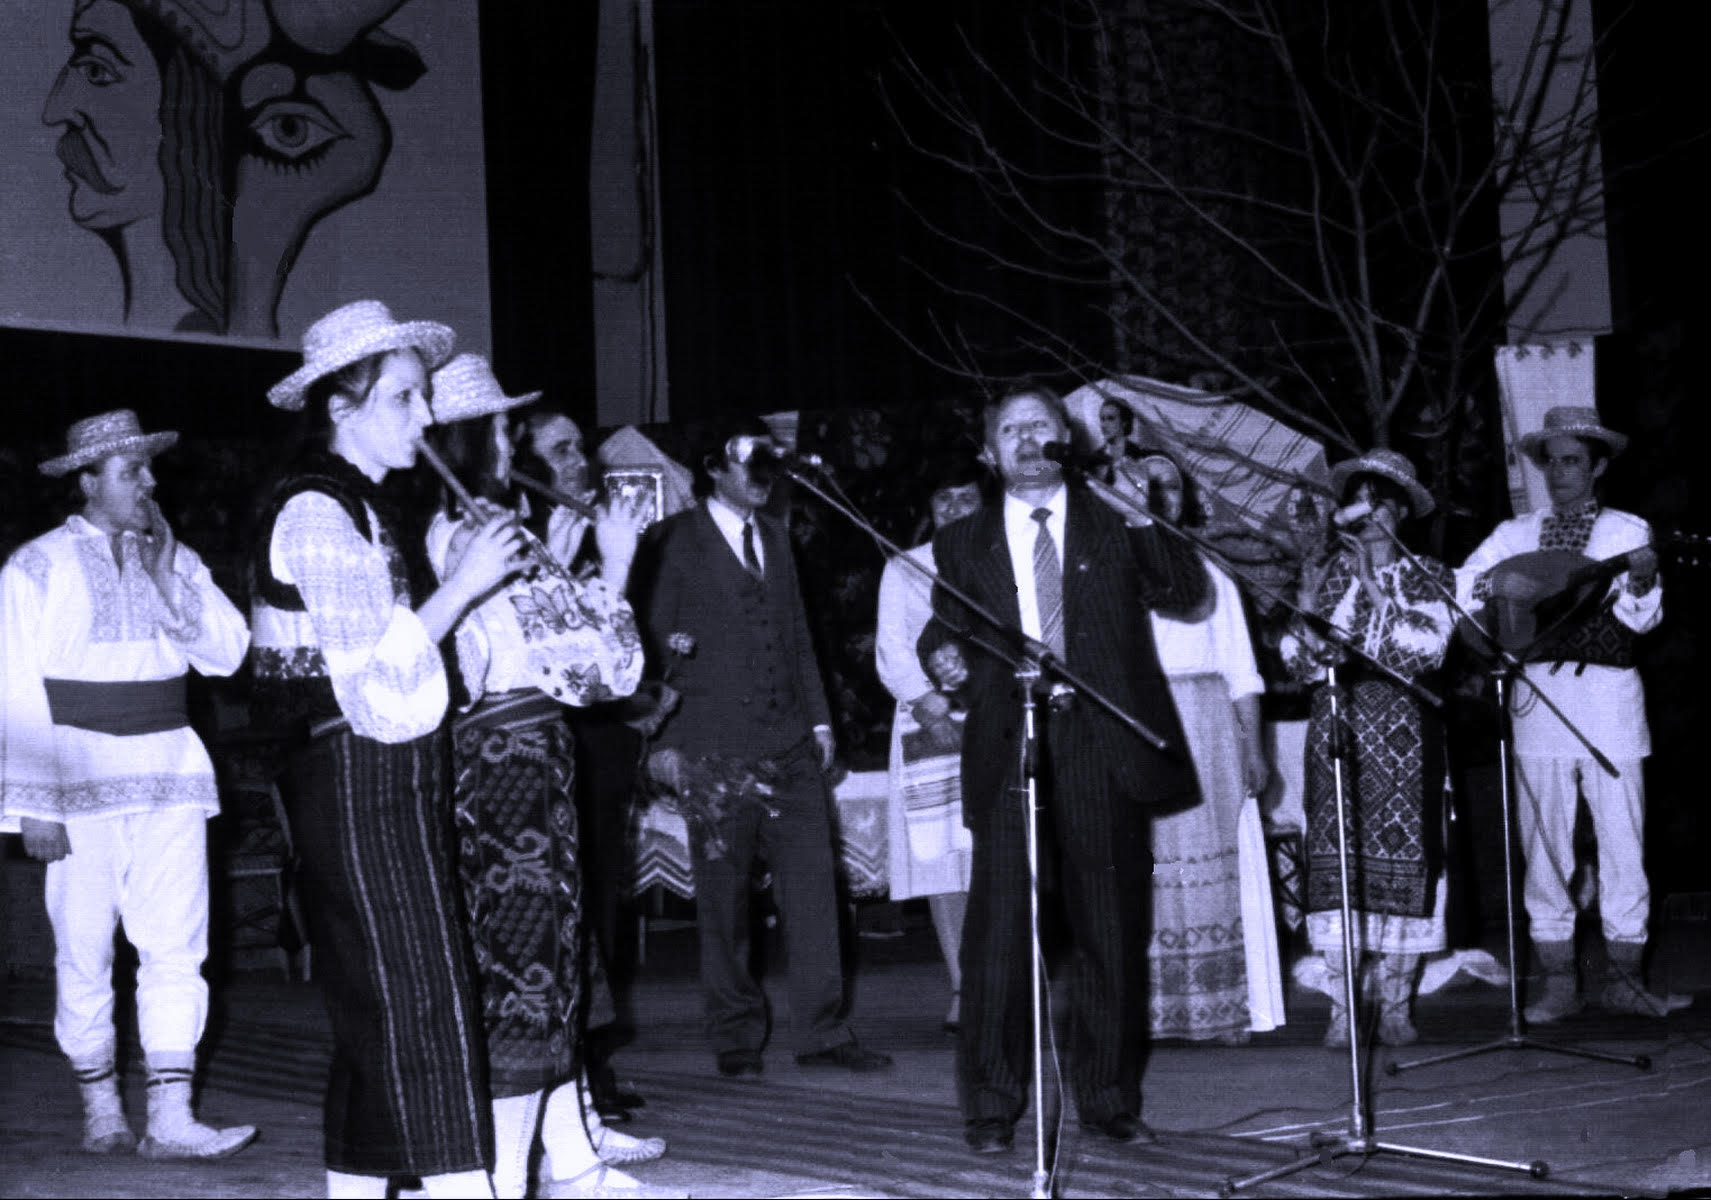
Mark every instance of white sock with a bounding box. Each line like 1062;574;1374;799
421;1168;495;1199
326;1170;388;1199
490;1091;542;1200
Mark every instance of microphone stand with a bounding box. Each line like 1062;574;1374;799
778;458;1163;1199
1064;466;1546;1192
1355;522;1650;1079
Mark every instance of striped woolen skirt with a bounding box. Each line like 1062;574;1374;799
452;689;585;1098
283;727;492;1177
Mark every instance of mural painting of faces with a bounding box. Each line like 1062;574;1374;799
12;0;489;346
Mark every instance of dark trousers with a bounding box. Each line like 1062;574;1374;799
957;774;1151;1128
687;743;851;1057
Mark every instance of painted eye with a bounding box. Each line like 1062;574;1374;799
246;101;346;165
73;55;122;87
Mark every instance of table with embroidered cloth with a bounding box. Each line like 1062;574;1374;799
628;769;890;901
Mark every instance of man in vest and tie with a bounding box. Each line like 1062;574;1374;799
631;416;892;1078
920;386;1203;1153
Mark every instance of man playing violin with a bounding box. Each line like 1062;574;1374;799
1456;405;1682;1022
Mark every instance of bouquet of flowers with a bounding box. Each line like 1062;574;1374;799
639;629;780;860
644;747;781;861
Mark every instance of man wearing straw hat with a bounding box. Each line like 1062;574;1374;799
0;410;257;1160
1457;405;1684;1021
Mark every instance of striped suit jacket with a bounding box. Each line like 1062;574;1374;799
918;485;1200;824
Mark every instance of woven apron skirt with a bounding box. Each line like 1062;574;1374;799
451;690;586;1098
282;725;491;1176
1147;673;1249;1040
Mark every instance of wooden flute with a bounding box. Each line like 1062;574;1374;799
413;437;581;586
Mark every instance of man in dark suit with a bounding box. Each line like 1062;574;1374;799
920;386;1203;1153
631;417;892;1077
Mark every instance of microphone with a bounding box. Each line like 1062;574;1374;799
726;435;824;470
1331;499;1373;527
1039;441;1110;473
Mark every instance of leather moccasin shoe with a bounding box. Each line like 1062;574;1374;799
794;1041;893;1072
1081;1113;1158;1144
965;1119;1014;1154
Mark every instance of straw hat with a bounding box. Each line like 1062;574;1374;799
40;410;178;477
267;300;455;411
1518;405;1628;462
1327;447;1435;518
428;354;542;424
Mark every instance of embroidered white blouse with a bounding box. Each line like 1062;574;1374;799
425;512;643;707
251;491;448;743
0;516;249;828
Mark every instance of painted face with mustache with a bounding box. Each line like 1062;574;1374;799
41;0;164;231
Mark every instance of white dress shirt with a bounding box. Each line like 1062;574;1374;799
706;495;766;574
1002;485;1066;641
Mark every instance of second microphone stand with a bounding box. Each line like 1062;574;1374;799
1368;526;1651;1077
1062;468;1548;1193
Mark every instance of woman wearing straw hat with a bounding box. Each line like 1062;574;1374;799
420;355;679;1199
248;301;528;1199
1282;449;1455;1047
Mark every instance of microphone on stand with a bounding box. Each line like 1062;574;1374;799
1331;499;1374;528
726;434;825;472
1039;441;1111;473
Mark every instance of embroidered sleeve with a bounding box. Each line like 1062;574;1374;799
0;555;63;824
155;545;250;677
1604;516;1663;635
508;573;644;705
434;513;642;706
1362;559;1455;678
1279;552;1357;685
274;492;447;742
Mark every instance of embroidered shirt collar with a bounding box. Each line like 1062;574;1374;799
1549;498;1600;520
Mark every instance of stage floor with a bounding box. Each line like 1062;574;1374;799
3;914;1710;1198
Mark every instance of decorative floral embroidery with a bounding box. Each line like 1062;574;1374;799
251;643;329;681
509;582;590;640
8;775;219;821
11;545;51;592
72;537;164;644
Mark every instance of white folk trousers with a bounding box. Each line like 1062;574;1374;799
44;807;210;1064
1513;756;1649;945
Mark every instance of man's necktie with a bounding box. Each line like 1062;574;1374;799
1032;508;1064;658
741;520;764;579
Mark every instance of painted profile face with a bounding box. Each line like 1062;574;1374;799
929;482;982;531
989;393;1067;489
80;449;156;534
41;0;164;232
331;349;433;480
1539;435;1604;510
532;414;590;497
